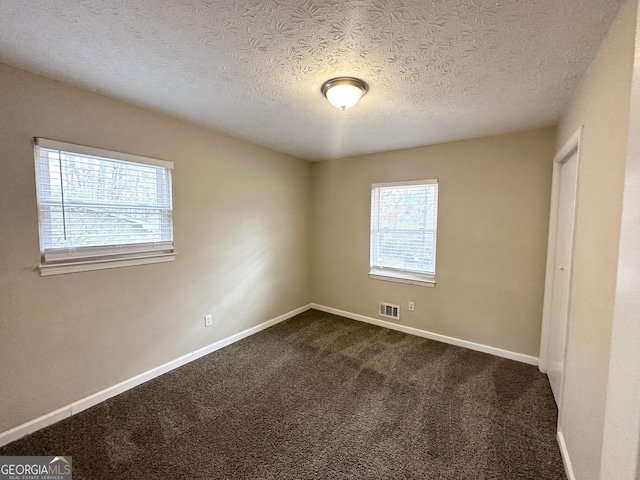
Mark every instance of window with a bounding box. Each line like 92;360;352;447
370;179;438;286
34;138;175;276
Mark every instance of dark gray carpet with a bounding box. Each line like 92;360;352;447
0;309;566;479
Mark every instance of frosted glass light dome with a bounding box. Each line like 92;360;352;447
321;77;369;110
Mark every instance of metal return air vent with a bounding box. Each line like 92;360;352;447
379;302;400;320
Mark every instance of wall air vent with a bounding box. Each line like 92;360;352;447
379;302;400;320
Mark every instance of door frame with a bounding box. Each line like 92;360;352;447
539;126;582;391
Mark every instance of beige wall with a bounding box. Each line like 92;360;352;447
600;4;640;476
0;63;311;433
310;128;555;357
554;1;637;478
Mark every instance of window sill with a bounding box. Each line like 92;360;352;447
369;269;436;287
39;252;176;276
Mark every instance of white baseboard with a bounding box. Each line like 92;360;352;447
310;304;539;366
557;431;576;480
0;406;70;449
0;304;311;447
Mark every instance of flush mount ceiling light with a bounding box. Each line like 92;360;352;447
321;77;369;110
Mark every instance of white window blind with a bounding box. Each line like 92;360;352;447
370;180;438;285
34;138;175;275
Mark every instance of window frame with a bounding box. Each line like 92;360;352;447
369;179;438;287
33;138;176;276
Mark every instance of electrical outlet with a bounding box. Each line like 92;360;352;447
408;301;415;312
204;314;213;327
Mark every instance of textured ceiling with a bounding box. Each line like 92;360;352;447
0;0;625;160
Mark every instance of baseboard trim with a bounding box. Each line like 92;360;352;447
0;304;312;447
0;406;70;449
557;431;576;480
310;304;538;366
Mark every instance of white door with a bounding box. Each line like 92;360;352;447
547;149;578;405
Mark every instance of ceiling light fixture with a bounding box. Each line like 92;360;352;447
321;77;369;110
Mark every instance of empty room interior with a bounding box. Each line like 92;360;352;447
1;1;640;479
